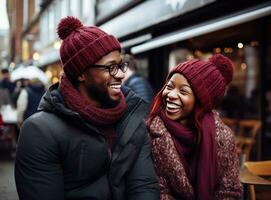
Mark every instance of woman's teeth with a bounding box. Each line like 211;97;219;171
167;102;181;109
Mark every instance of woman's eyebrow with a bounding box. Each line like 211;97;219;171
181;84;192;89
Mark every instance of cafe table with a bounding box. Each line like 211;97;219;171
240;166;271;199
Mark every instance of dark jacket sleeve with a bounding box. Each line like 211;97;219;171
125;123;160;200
15;116;64;200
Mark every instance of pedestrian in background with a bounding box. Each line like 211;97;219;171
147;54;242;199
0;68;16;96
122;54;153;103
15;16;159;200
0;87;11;108
16;78;45;125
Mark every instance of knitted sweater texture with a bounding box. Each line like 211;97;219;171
149;111;243;200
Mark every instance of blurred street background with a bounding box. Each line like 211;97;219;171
0;0;271;199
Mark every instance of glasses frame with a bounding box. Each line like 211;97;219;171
88;61;129;76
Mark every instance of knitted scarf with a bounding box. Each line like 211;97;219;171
159;110;218;200
59;74;126;126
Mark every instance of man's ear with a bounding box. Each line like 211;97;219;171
77;73;85;82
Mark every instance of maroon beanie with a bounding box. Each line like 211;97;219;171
168;54;233;111
56;16;121;80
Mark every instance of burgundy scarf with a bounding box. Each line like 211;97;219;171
59;74;126;126
159;110;218;200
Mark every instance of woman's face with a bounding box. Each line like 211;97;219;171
162;73;195;124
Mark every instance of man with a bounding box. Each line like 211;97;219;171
16;78;45;125
122;54;153;104
15;16;159;200
0;68;16;95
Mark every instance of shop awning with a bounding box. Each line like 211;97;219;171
131;4;271;54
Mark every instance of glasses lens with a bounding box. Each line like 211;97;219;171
121;62;128;73
109;62;129;76
109;64;118;76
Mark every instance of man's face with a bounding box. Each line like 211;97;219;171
80;50;125;108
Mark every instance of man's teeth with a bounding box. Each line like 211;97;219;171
167;102;181;109
110;84;121;89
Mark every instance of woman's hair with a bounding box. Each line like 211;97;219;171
147;85;165;125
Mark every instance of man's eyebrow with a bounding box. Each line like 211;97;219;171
104;59;122;65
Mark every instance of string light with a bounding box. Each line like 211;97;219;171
250;41;259;47
241;63;247;70
214;48;221;53
224;48;233;53
33;52;40;60
238;43;243;49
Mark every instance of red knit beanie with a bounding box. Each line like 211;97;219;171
168;54;233;111
57;16;121;80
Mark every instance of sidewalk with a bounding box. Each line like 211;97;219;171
0;153;19;200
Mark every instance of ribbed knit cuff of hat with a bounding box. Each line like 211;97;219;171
63;35;121;79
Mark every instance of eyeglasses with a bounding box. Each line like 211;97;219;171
88;62;129;76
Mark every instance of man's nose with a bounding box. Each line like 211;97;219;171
113;68;125;79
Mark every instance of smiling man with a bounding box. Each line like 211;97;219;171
15;16;159;200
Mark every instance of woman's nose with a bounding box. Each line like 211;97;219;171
167;90;178;99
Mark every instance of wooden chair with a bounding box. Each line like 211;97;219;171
236;119;261;161
243;161;271;200
221;118;262;161
221;117;239;133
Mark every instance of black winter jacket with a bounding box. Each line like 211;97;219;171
15;83;160;200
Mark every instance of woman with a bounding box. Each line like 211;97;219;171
148;54;242;200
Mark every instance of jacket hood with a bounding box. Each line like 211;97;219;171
38;83;72;115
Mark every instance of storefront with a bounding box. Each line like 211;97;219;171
96;0;271;160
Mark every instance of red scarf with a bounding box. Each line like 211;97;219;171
159;110;218;200
59;74;126;126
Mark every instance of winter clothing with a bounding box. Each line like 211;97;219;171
57;16;121;80
0;79;16;95
158;109;218;200
15;83;160;200
124;73;153;103
60;74;126;126
169;54;233;111
16;83;45;124
149;111;243;200
24;84;45;120
148;54;242;199
59;74;126;149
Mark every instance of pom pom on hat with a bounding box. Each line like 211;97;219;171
57;16;83;40
209;54;233;84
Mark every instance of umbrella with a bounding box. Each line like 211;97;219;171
11;65;49;85
10;66;26;81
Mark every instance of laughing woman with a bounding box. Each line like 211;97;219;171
147;54;242;200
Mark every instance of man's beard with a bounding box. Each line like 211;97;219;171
86;85;119;108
